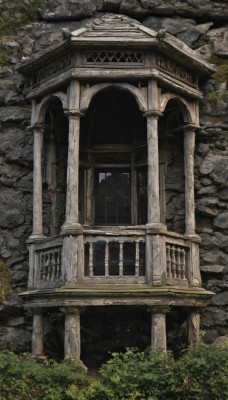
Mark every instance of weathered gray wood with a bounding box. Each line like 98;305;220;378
146;234;166;286
32;311;44;356
146;79;165;229
184;127;196;235
28;244;35;288
188;242;201;287
62;307;81;360
187;310;200;343
31;125;44;238
26;68;203;102
150;307;168;350
62;80;82;234
62;236;80;283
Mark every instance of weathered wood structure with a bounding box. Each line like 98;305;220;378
19;14;215;365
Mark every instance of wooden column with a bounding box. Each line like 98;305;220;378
149;307;169;350
62;307;82;360
146;80;164;229
184;125;196;236
62;80;83;234
31;125;44;238
32;310;44;356
187;310;200;343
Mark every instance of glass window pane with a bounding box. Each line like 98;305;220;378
95;170;131;225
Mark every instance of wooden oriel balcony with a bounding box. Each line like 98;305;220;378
28;228;201;290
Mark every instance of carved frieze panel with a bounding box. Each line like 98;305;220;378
154;53;197;86
33;54;73;87
84;50;144;66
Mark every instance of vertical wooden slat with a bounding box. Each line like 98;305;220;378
135;240;140;277
89;241;94;277
171;246;176;279
177;247;181;279
180;248;186;279
119;241;123;277
105;241;109;277
166;244;171;278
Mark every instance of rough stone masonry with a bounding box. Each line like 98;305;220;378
0;0;227;352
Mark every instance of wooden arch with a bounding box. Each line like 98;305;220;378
80;83;147;113
33;91;68;125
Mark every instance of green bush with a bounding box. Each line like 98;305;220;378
0;342;227;400
174;341;228;400
0;351;88;400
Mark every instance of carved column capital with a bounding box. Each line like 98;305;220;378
147;306;170;315
60;306;85;315
183;123;200;133
27;124;45;133
144;110;163;118
65;109;84;119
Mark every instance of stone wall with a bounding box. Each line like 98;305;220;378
0;0;227;351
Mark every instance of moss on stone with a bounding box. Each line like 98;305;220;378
0;260;11;300
0;0;43;38
0;48;10;66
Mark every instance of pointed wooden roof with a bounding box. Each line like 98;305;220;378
18;14;215;76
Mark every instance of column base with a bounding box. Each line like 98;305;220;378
185;233;201;242
28;234;45;242
146;222;167;233
61;222;83;235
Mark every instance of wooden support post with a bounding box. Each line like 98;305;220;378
146;80;165;230
31;125;44;239
62;80;83;234
32;310;44;356
149;307;169;350
184;125;196;236
187;310;200;343
61;307;83;361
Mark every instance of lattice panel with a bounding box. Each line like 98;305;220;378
85;51;144;64
35;55;73;85
154;53;196;85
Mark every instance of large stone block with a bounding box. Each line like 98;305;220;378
0;190;25;228
201;307;227;327
214;212;228;230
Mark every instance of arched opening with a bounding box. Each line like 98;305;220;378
158;99;186;234
42;98;68;236
80;88;147;226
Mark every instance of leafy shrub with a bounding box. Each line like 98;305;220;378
174;341;228;400
0;351;88;400
98;348;175;400
0;342;227;400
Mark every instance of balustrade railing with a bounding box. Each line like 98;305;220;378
165;240;189;285
28;231;198;289
84;235;146;282
29;237;64;288
39;247;62;281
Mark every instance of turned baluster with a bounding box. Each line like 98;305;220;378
56;248;61;278
88;241;94;277
47;252;52;280
51;250;56;280
105;241;109;277
40;252;45;280
166;245;171;279
135;240;140;277
180;248;186;279
176;247;181;279
171;246;176;279
119;240;124;277
44;253;49;281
